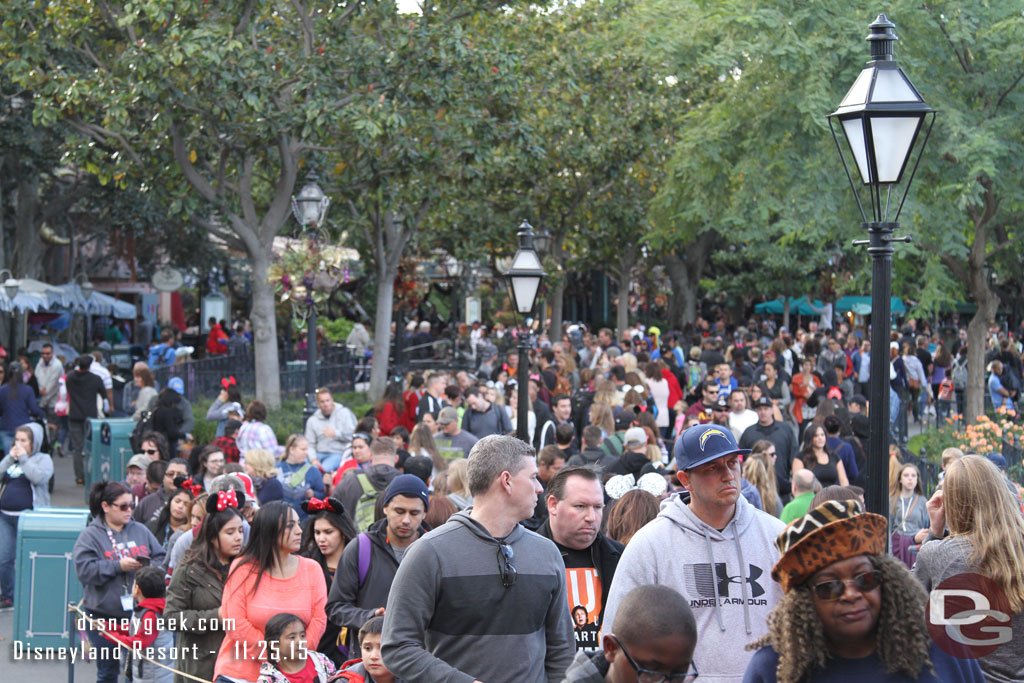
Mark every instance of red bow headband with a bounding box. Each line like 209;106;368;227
221;376;237;391
302;497;343;515
215;489;239;511
178;478;204;497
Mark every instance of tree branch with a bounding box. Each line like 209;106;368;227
924;5;971;73
289;0;315;57
66;118;144;166
239;155;259;228
258;135;300;243
170;121;218;202
993;69;1024;113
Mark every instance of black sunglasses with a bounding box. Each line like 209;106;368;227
611;635;699;683
497;543;517;588
144;448;159;455
108;501;135;512
811;570;882;601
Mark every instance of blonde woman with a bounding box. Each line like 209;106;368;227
592;378;622;408
243;448;284;504
410;422;445;473
744;445;781;517
446;459;473;510
915;455;1024;681
588;403;615;438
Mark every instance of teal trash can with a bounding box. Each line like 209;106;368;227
84;417;136;498
13;508;90;650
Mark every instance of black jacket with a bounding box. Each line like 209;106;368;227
535;519;624;628
566;447;618;475
325;518;426;653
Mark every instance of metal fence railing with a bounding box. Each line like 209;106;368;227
153;346;360;403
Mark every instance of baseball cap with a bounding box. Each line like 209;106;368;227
674;423;750;471
624;427;648;448
437;406;459;425
713;397;728;411
849;394;867;407
753;395;772;409
127;454;151;471
986;453;1007;470
383;474;430;511
168;377;185;395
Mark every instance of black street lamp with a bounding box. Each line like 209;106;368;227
291;173;331;423
828;14;934;516
505;221;546;443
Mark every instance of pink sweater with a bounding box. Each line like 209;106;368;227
214;556;327;681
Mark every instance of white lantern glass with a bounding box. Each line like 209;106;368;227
510;275;541;315
840;118;870;184
870;117;922;183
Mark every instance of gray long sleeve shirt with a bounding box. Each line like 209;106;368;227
304;402;358;457
381;511;574;683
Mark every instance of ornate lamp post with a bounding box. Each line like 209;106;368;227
291;173;330;423
504;221;546;443
828;14;934;516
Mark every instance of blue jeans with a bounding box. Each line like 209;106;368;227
0;431;13;454
315;451;344;472
0;512;17;601
889;387;902;444
85;615;123;682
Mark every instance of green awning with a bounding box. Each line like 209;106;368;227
835;295;907;315
753;296;824;316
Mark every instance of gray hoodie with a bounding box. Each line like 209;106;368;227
0;422;52;509
603;492;785;683
381;510;574;682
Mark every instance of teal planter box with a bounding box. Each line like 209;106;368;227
83;417;136;498
13;508;90;650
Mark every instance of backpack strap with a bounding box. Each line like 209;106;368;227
355;472;376;495
357;532;371;587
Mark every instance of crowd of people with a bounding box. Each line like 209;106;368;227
1;315;1022;682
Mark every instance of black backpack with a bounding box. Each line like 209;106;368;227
130;410;154;453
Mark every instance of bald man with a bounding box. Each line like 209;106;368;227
561;584;698;682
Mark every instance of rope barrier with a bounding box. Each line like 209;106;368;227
68;602;214;683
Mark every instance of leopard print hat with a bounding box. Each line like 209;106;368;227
771;499;888;592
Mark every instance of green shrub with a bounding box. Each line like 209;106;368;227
321;318;356;343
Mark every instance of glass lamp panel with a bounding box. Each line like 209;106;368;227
511;275;541;315
510;249;543;272
841;118;871;184
870;69;919;103
869;116;921;183
839;68;873;107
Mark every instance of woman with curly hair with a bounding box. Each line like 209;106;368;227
914;455;1024;682
743;500;984;683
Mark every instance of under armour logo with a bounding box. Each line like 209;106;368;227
685;563;765;599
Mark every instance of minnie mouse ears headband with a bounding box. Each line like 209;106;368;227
221;376;237;391
301;497;345;515
604;472;667;500
204;489;246;514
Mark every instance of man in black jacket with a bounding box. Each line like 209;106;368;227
66;355;107;484
537;466;623;653
566;425;618;475
738;395;798;502
326;474;429;654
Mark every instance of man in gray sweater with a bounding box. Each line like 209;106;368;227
382;434;575;682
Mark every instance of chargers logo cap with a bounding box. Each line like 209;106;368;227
675;423;750;471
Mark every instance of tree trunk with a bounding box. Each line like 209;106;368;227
13;177;46;279
963;203;999;424
249;251;282;408
548;278;565;342
662;230;716;328
369;263;396;401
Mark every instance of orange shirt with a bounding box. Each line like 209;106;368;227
214;556;327;681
